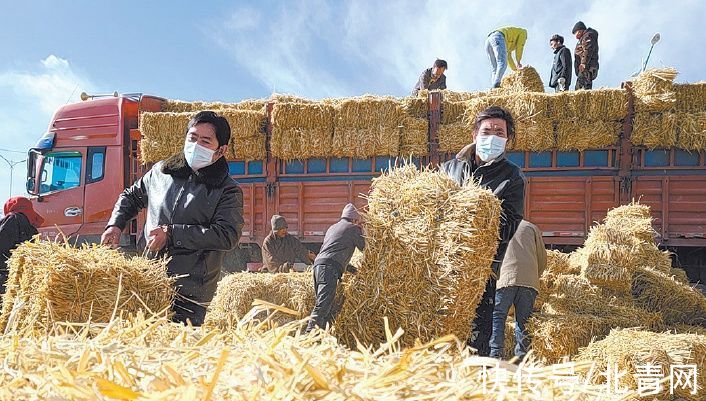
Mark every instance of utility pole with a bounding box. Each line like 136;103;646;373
0;154;27;197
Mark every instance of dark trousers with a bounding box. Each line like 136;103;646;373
306;264;340;332
468;278;496;356
575;69;596;90
489;286;538;359
172;296;207;326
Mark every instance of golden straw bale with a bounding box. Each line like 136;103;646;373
528;312;618;363
556;119;621;151
675;82;706;112
548;89;628;121
332;96;404;158
335;164;502;348
676;112;706;151
270;93;315;104
464;93;551;123
441;90;488;102
631;266;706;326
509;117;555;151
204;272;314;329
161;99;267;113
0;240;175;334
670;323;706;336
221;110;266;160
546;250;579;275
441;100;469;124
631;112;677;148
271;102;334;160
401;96;428;119
438;122;470;154
399;117;428;156
499;66;545;93
139;112;193;163
632;67;678;112
577;329;706;401
603;203;656;244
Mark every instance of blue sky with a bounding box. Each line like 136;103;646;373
1;0;705;200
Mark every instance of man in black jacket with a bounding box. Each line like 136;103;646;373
549;34;572;92
412;59;448;95
102;111;244;325
0;197;43;299
441;106;525;356
572;21;599;90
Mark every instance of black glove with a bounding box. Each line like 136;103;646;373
346;264;358;274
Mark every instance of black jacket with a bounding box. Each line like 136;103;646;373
0;212;38;294
412;68;447;95
441;144;525;273
575;28;599;75
107;154;244;306
549;45;572;89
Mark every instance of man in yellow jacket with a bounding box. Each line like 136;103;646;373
486;26;527;88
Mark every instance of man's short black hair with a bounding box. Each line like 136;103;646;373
433;59;448;70
474;106;516;140
550;34;564;45
188;111;231;147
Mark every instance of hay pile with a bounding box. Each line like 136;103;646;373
204;272;314;329
335;164;502;348
0;240;175;334
632;68;678;112
499;66;545;93
139;110;266;163
332;96;404;158
577;329;706;401
270;102;334;160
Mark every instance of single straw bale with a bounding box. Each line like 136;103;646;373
632;67;678;112
545;250;579;275
509;117;555;151
401;96;428;119
204;272;314;329
603;202;656;243
332;96;404;158
161;99;267;113
464;93;551;123
438;122;470;154
335;164;502;348
548;89;628;121
139;112;193;164
631;266;706;326
220;109;266;160
528;312;617;363
270;93;315;104
676;112;706;151
499;66;545;93
441;100;469;124
631;112;677;148
270;102;334;160
675;82;706;112
441;90;488;102
577;329;706;401
556;119;621;151
0;240;175;334
399;117;428;156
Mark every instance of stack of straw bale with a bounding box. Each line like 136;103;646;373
499;66;545;93
335;164;502;348
204;272;314;329
0;240;175;334
577;329;706;401
270;102;335;160
139;110;266;163
332;96;404;158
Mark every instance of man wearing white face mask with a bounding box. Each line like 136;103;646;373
442;106;526;356
101;111;244;326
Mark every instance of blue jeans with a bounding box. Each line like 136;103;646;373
489;286;537;359
485;31;507;88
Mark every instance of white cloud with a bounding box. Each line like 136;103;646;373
0;55;96;199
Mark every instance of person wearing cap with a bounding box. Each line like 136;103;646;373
412;59;448;96
549;34;572;92
101;111;244;326
572;21;599;90
0;197;44;298
442;106;525;356
261;215;316;273
306;203;366;332
486;26;527;88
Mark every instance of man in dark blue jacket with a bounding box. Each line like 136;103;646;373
549;34;572;92
442;106;526;356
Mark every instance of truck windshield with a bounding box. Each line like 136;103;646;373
37;151;82;195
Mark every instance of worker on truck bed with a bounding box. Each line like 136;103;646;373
261;215;316;273
102;111;244;326
0;197;44;301
442;106;526;356
306;203;365;333
572;21;599;90
548;34;572;92
490;219;546;360
412;59;448;96
486;26;527;88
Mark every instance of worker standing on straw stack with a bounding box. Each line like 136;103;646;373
0;197;44;299
549;34;572;92
306;203;365;332
572;21;599;90
486;27;527;88
412;59;448;96
261;215;316;273
490;220;546;360
102;111;244;326
442;106;525;356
